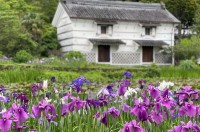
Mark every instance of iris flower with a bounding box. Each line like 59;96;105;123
108;106;120;118
168;121;200;132
118;83;127;96
0;94;8;103
120;120;145;132
122;103;131;113
0;112;12;132
12;103;28;123
148;85;160;99
184;101;196;117
123;71;132;79
150;111;163;125
50;76;56;82
176;86;199;101
130;100;148;121
100;111;108;126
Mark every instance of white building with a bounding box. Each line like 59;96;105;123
52;0;180;65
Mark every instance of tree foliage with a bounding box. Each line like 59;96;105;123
174;36;200;62
0;0;59;57
193;5;200;35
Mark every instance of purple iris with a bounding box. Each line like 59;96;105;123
12;103;29;123
31;83;43;96
130;100;148;121
120;122;133;132
0;112;12;132
176;86;199;101
160;97;175;109
61;104;69;116
197;105;200;115
148;85;160;99
94;112;100;119
50;76;56;82
67;76;91;93
120;120;145;132
32;105;41;118
122;103;131;113
32;84;38;96
162;89;169;98
131;120;145;132
138;79;147;89
0;86;6;93
150;111;163;125
64;97;86;112
168;121;200;132
107;84;116;94
183;101;196;117
32;99;57;122
108;106;120;118
100;111;108;126
118;84;127;96
98;96;109;107
123;71;132;79
16;93;29;104
0;95;8;103
44;104;57;122
86;99;100;108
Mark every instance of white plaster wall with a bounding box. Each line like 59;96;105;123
66;19;175;53
52;4;74;53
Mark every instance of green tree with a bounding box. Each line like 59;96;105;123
26;0;58;22
193;5;200;35
0;0;60;57
0;0;22;56
22;13;44;43
174;36;200;62
40;25;60;57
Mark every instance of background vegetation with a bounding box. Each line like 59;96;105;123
0;0;60;57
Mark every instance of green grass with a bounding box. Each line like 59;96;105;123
1;65;200;83
160;66;200;79
0;69;44;83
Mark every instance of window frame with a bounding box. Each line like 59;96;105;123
97;24;113;35
101;25;107;34
145;27;151;36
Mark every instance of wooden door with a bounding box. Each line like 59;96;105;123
142;46;153;62
98;45;110;62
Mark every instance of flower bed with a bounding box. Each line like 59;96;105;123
0;72;200;132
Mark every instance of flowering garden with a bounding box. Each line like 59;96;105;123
0;71;200;132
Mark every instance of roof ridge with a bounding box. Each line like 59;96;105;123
66;0;162;9
60;0;180;23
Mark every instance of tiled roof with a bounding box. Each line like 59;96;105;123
89;39;126;45
61;0;180;23
134;40;168;46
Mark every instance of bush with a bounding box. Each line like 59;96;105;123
144;68;160;78
0;51;4;57
64;51;85;62
174;36;200;63
13;50;33;63
178;59;198;70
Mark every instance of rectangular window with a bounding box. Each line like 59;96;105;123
145;27;151;35
97;25;113;35
101;26;107;34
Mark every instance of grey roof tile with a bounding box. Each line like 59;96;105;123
61;0;180;23
134;40;168;46
89;39;126;45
